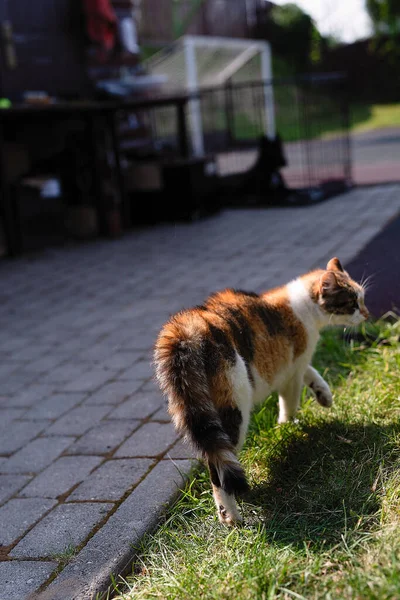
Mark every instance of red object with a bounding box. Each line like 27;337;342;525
82;0;117;51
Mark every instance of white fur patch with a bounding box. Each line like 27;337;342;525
350;308;364;325
287;279;321;340
250;365;272;405
228;353;252;449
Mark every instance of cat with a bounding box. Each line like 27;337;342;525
154;257;369;525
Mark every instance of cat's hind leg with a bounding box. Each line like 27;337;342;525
278;373;303;424
208;461;243;525
209;358;252;525
208;404;251;526
304;365;332;407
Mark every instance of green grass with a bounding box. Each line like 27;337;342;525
350;103;400;133
51;544;78;568
111;317;400;600
153;93;400;146
233;101;400;143
202;98;400;145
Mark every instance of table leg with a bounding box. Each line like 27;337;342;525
0;122;20;257
86;114;108;236
107;110;129;230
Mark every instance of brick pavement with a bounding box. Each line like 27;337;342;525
0;184;399;600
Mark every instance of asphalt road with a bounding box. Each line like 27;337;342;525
346;209;400;318
352;127;400;185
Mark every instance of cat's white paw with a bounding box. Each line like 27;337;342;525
313;385;333;408
218;504;243;526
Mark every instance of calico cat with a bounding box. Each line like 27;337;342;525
154;258;369;525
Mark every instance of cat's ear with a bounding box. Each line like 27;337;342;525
326;257;344;272
320;271;338;295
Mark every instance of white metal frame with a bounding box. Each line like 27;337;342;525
182;35;275;157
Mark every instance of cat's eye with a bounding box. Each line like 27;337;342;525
334;290;358;312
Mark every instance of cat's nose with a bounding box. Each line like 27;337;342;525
360;307;370;319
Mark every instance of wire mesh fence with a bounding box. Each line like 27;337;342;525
198;74;351;192
121;73;351;198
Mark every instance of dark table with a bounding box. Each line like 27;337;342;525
0;94;191;256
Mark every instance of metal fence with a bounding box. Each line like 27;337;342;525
198;74;351;192
124;72;351;198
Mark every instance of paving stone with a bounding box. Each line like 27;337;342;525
40;362;90;384
118;333;155;352
119;360;154;381
0;436;74;474
0;360;21;378
0;407;26;424
150;402;171;422
0;335;32;352
68;458;154;501
0;474;32;505
20;456;103;499
165;439;197;460
11;344;54;362
1;372;40;395
111;391;163;420
10;502;113;558
21;393;85;421
140;378;162;394
42;460;194;600
61;368;113;393
75;344;116;363
25;353;67;374
46;405;112;436
99;352;143;371
0;497;57;546
0;560;57;600
65;420;141;455
0;420;48;455
54;337;93;355
84;380;143;406
115;422;178;458
1;384;55;408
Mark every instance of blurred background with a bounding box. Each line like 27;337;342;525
0;0;399;257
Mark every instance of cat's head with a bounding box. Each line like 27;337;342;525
316;257;369;325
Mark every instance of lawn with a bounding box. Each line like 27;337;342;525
350;103;400;133
110;317;400;600
233;101;400;143
201;98;400;146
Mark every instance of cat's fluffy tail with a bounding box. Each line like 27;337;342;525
154;319;249;496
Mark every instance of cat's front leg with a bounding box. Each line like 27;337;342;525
278;373;303;424
304;365;332;408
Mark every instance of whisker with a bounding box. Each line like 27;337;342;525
360;270;368;288
362;274;376;288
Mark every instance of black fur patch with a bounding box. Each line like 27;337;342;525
220;306;254;361
219;406;243;447
170;339;204;398
213;304;255;385
250;302;286;336
203;323;235;378
324;289;358;315
222;463;249;496
186;408;231;455
208;462;221;487
232;289;259;298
